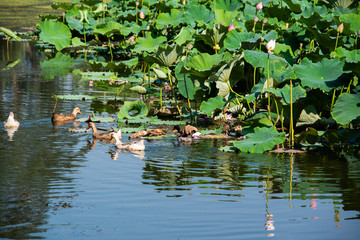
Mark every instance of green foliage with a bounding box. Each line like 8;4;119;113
0;27;21;40
118;101;149;119
200;95;226;116
233;127;286;153
39;20;72;51
331;92;360;125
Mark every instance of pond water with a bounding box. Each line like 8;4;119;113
1;37;360;240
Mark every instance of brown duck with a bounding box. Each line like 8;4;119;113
87;121;120;141
52;107;82;122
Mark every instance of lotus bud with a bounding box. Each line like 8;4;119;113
254;16;259;22
262;18;267;24
299;43;303;50
286;23;289;29
139;10;145;19
266;39;276;55
186;43;193;50
228;24;235;32
260;37;264;43
337;23;343;33
256;2;263;11
136;1;139;7
182;0;186;5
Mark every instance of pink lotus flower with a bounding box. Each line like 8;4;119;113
139;10;145;19
254;16;259;22
256;2;263;11
228;24;235;32
266;39;276;55
337;23;344;33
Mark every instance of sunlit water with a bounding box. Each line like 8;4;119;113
1;40;360;240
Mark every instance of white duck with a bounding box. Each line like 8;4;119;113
110;131;145;151
4;112;20;128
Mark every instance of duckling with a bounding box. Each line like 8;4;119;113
52;107;82;122
4;112;20;128
110;132;145;151
87;121;114;141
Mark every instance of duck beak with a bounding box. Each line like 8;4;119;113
79;111;82;114
86;125;90;130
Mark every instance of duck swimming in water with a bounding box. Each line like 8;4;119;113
110;132;145;151
52;107;82;123
4;112;20;128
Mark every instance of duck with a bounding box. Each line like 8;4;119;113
110;132;145;151
4;112;20;128
87;121;117;141
175;124;201;142
52;107;82;122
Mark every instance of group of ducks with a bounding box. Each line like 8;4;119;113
3;107;145;151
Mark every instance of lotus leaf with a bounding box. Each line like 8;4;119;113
331;93;360;125
200;95;226;116
340;13;360;33
183;5;214;26
133;32;167;53
331;47;360;63
223;32;259;51
174;27;194;46
118;101;149;119
176;61;195;100
78;116;115;122
296;127;318;144
1;59;21;71
130;86;147;94
214;0;243;11
233;127;286;153
80;71;116;81
94;21;121;36
0;27;21;40
72;37;88;47
267;84;306;105
144;45;183;67
214;9;238;25
55;94;96;100
156;8;183;29
296;105;321;127
120;22;143;36
39;20;72;51
294;58;349;92
282;0;303;13
153;68;167;79
185;53;228;77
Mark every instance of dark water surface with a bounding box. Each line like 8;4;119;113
1;41;360;239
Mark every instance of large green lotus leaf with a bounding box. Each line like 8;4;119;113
174;27;194;46
340;13;360;33
144;45;183;67
183;5;214;26
176;61;194;100
39;20;71;51
0;27;21;40
118;101;149;119
331;93;360;125
267;84;306;105
194;25;226;48
214;0;243;11
233;127;286;153
294;58;349;91
223;31;259;51
331;47;360;63
273;43;295;65
55;94;96;100
72;37;88;47
185;53;228;77
200;95;226;116
120;22;143;36
156;8;183;29
94;21;121;36
40;52;72;79
133;32;167;53
214;9;238;25
282;0;303;13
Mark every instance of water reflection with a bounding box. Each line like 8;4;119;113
4;127;18;141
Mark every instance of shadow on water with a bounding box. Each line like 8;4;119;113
1;39;360;239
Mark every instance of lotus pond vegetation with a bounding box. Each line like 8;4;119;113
3;0;360;154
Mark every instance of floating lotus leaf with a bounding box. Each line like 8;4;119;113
1;59;21;71
55;94;96;100
39;20;71;51
218;146;237;152
331;93;360;125
150;119;187;126
200;95;226;116
133;32;167;53
174;27;194;46
340;13;360;33
331;47;360;63
156;8;183;29
40;52;72;79
118;101;149;119
267;84;306;105
94;21;121;36
294;58;349;91
233;127;286;153
0;27;21;40
183;5;214;26
80;71;116;81
78;116;115;122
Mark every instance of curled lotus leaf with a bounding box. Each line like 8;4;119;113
118;101;149;119
0;27;21;40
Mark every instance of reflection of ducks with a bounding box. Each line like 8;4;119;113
110;132;145;151
5;128;18;141
4;112;20;128
87;121;116;141
174;124;201;142
52;107;82;123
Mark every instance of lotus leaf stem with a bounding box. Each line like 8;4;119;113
346;79;352;93
253;67;256;87
281;108;284;133
108;37;113;61
289;79;294;148
273;98;279;126
267;53;271;120
334;32;339;52
330;89;336;112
